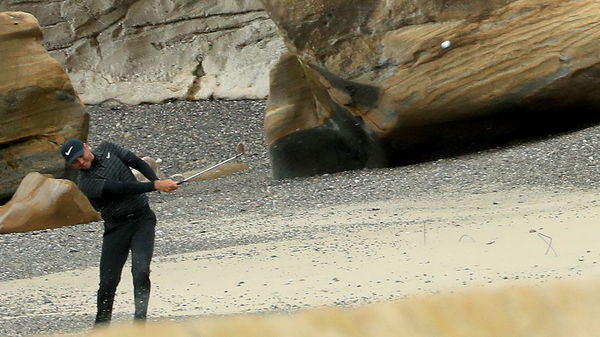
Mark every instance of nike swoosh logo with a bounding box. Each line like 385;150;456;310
107;152;111;159
64;146;73;156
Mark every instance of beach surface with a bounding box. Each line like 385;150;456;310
2;100;600;336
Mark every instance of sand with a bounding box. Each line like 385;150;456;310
2;186;599;335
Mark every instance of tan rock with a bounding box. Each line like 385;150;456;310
0;11;89;200
261;0;600;178
88;279;600;336
261;0;514;79
265;54;385;178
0;172;100;234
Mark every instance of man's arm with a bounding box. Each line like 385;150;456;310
102;180;155;196
122;152;159;182
121;152;178;192
106;141;160;182
81;178;177;198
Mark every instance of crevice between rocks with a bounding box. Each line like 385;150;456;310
185;56;206;100
131;9;266;29
150;16;272;50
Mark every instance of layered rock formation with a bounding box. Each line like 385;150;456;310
89;279;600;336
262;0;600;178
0;11;89;200
0;172;99;234
0;0;287;104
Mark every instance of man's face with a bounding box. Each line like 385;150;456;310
71;144;94;170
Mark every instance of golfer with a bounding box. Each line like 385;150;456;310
60;138;178;324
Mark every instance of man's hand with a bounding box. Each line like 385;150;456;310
154;179;179;193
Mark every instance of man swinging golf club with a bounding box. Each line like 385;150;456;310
60;138;178;325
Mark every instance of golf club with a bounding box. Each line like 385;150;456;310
177;142;246;185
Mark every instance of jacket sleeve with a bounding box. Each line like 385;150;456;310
79;177;155;198
101;180;155;196
106;142;159;182
122;152;160;182
78;177;105;199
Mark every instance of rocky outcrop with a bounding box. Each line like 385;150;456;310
0;11;89;200
262;0;600;178
0;172;99;234
265;54;385;179
0;0;287;104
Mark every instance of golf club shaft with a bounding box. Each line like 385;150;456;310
177;152;243;185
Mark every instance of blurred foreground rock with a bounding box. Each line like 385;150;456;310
0;11;89;200
89;279;600;336
262;0;600;178
0;172;99;234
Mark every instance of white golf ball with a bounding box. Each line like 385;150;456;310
441;40;452;49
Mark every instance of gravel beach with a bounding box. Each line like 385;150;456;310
2;100;600;336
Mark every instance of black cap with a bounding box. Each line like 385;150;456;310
60;138;84;165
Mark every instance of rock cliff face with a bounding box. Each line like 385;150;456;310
262;0;600;178
0;11;89;200
0;0;287;104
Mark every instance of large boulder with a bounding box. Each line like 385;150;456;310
262;0;600;178
0;172;99;234
0;0;288;104
0;11;89;200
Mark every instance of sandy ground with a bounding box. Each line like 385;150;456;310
2;186;600;335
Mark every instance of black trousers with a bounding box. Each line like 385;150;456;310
95;208;156;324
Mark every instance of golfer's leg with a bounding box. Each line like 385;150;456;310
95;225;131;325
130;211;156;320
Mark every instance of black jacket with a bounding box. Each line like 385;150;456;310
78;142;158;222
